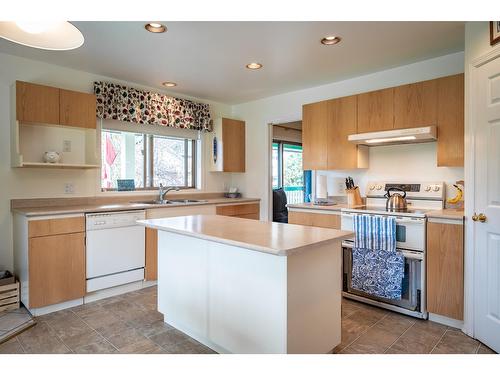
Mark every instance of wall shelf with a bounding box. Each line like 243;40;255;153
16;162;100;170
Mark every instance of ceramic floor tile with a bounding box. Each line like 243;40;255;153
432;330;481;354
477;344;497;354
131;320;173;338
106;327;148;349
94;320;131;338
0;338;25;353
149;328;191;348
163;338;213;354
73;339;117;354
17;322;71;354
117;337;161;354
59;329;103;351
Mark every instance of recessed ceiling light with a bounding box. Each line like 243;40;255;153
145;23;167;33
0;21;84;50
321;36;342;45
162;81;177;87
246;62;263;70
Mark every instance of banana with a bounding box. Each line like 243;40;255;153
447;184;463;204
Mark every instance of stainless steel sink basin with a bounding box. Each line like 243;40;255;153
167;199;208;204
130;199;207;205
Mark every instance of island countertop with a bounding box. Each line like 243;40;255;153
138;214;353;256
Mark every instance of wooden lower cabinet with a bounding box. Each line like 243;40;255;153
29;232;86;308
145;228;158;281
288;211;341;230
216;203;260;220
426;219;464;320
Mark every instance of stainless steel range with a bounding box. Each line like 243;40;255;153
340;181;445;319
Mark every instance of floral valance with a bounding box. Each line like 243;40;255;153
94;81;212;132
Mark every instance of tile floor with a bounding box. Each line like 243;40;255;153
0;286;496;354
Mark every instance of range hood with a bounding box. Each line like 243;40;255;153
348;126;437;146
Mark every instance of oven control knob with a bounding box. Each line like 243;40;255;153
369;185;375;190
424;185;431;192
376;185;382;190
433;185;440;192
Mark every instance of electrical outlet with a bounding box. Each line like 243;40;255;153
63;140;72;152
64;183;74;194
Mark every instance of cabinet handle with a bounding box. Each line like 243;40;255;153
472;213;487;223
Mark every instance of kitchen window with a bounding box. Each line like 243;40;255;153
101;129;196;190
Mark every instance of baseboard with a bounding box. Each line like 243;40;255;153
84;280;144;303
428;313;464;330
28;298;84;316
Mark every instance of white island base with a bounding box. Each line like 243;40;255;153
152;219;347;354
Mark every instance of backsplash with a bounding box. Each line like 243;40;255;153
315;142;464;201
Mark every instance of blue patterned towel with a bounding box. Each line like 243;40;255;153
353;214;396;252
351;214;404;300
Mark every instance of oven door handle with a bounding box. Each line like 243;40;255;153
342;242;423;260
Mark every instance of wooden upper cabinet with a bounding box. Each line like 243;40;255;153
357;88;394;133
394;79;438;129
327;96;360;170
29;232;86;308
60;89;97;129
16;81;60;124
222;118;245;172
302;101;329;170
16;81;97;129
426;220;464;320
436;74;464;167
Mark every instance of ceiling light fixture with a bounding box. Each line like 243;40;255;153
246;62;263;70
0;21;84;50
365;136;416;144
145;23;167;33
321;36;342;45
162;81;177;87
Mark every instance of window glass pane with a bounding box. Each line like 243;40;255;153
283;143;304;204
272;143;279;189
153;135;186;187
101;130;144;189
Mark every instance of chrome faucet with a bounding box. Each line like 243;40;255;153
158;184;180;203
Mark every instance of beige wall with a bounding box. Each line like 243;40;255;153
0;52;233;270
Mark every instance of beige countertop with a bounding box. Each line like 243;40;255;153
426;208;465;221
287;202;357;212
289;202;465;221
138;214;353;256
12;197;260;217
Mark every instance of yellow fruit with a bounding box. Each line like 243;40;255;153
447;184;463;204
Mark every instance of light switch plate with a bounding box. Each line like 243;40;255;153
63;140;72;152
64;183;74;194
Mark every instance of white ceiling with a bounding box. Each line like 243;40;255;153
0;22;465;104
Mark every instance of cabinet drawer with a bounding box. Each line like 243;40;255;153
288;211;340;229
216;203;259;216
29;216;85;238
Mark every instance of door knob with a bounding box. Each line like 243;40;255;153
472;213;487;222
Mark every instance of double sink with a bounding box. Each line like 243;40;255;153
131;199;208;206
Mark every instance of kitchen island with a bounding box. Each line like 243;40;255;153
138;215;353;354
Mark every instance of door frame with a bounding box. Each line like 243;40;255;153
464;45;500;337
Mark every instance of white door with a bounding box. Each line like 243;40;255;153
473;53;500;353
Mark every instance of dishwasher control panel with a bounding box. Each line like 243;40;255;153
86;210;146;231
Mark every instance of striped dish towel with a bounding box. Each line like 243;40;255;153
353;214;396;252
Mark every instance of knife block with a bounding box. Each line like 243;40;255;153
346;188;363;208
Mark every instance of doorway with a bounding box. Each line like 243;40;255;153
270;121;311;223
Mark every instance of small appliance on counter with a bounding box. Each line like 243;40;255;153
224;187;241;199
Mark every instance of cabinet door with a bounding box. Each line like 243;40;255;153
60;89;97;129
29;232;86;308
327;96;358;169
222;118;245;172
426;220;464;320
437;74;464;167
394;79;438;129
357;88;394;133
302;101;329;170
288;211;314;226
16;81;60;125
145;228;158;281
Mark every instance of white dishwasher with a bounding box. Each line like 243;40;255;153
86;210;146;292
